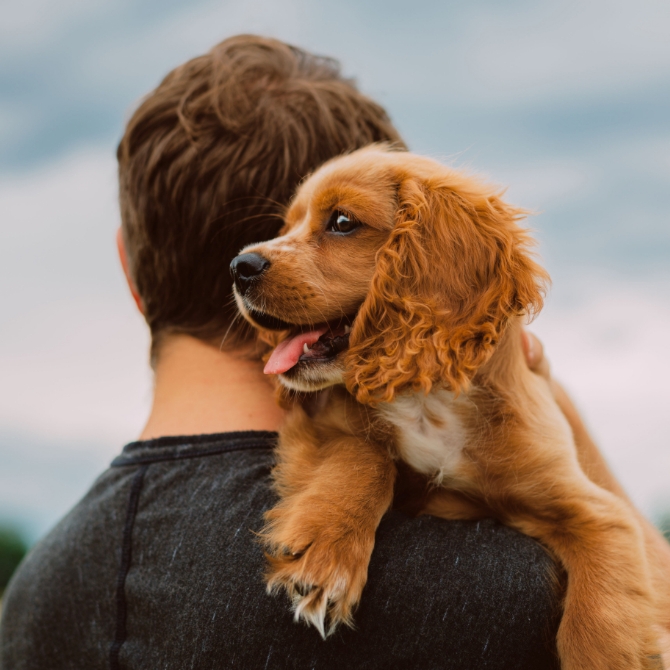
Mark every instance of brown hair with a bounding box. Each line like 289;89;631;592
117;34;404;356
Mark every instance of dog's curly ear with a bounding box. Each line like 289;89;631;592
344;174;548;405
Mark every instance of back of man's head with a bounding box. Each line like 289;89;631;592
118;34;404;358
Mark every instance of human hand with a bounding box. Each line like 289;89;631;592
521;330;551;381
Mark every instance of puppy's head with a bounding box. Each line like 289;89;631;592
232;146;548;402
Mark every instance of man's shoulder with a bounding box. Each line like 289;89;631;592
1;433;559;670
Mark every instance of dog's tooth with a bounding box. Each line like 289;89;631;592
344;325;351;334
303;343;310;354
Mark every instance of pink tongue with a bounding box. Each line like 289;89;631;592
264;327;328;375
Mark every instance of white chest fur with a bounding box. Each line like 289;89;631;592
377;389;469;483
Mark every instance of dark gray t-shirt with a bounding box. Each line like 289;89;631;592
0;431;559;669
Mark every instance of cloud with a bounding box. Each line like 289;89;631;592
0;147;152;447
3;0;670;168
0;0;106;53
462;0;670;104
532;276;670;515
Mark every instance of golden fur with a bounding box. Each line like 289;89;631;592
235;146;670;669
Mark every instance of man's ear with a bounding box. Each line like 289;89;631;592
116;228;144;314
344;175;548;405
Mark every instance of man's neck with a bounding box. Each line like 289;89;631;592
139;334;285;440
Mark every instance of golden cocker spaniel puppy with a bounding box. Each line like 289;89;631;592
231;146;670;670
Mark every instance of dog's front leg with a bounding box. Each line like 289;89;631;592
508;480;660;670
262;405;396;637
483;377;660;669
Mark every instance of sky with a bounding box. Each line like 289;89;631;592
0;0;669;543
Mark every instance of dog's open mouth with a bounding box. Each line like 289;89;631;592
263;319;352;375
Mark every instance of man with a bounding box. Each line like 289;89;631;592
2;35;665;669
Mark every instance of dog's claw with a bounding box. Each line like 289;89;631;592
293;587;328;638
264;532;368;637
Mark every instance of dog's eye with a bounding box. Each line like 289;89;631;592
325;210;360;235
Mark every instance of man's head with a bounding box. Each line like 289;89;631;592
117;34;404;359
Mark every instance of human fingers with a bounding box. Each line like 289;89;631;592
521;330;551;380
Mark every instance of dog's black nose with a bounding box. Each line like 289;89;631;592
230;253;270;295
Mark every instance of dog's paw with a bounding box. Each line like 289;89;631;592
262;505;374;637
557;600;661;670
